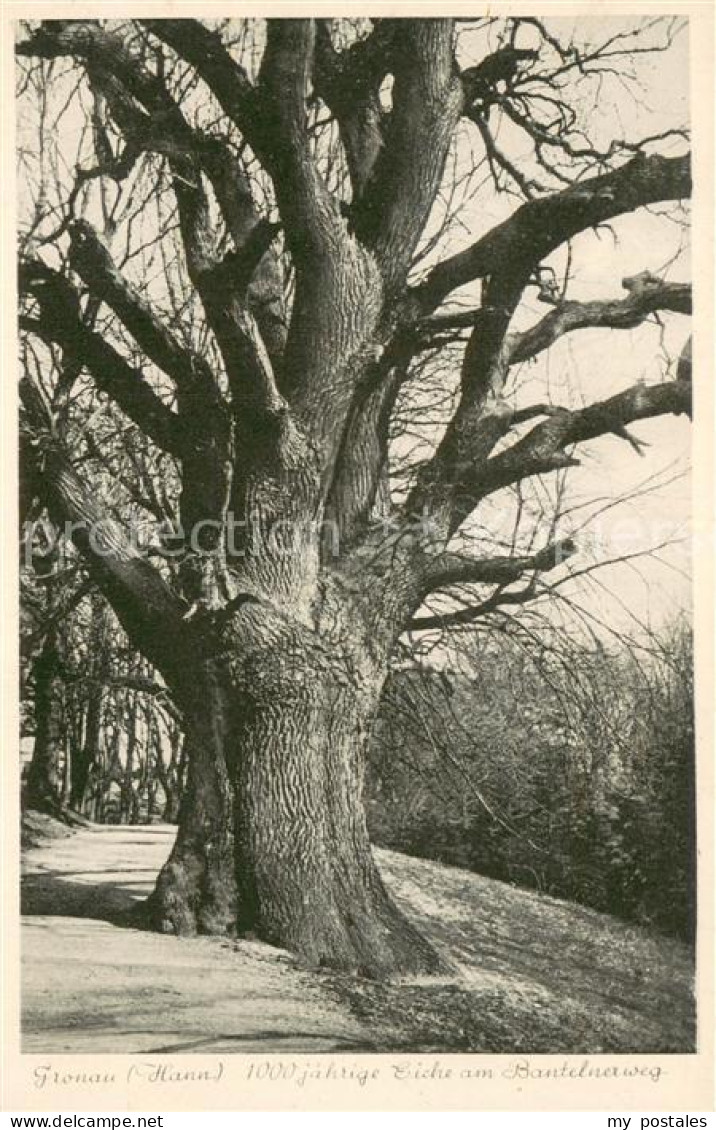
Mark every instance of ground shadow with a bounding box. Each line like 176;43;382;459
21;867;154;927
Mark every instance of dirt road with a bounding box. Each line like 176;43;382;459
21;817;695;1054
22;822;373;1054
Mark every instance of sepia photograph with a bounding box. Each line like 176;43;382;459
11;9;707;1076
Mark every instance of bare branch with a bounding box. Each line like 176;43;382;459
409;585;538;632
508;273;691;364
411;152;691;315
20;375;186;672
20;259;183;455
471;378;692;504
67;220;219;398
352;19;464;293
408;538;577;630
258;19;348;258
422;536;577;592
139;20;259;151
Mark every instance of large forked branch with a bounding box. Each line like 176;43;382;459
416;336;693;540
75;22;268;277
352;19;463;294
410;151;691;315
412;273;691;527
67;221;219;401
508;273;692;364
468;377;692;506
18;21;283;412
20;19;264;262
407;263;691;534
20;260;183;455
137;20;288;358
171;166;285;421
20;377;186;675
409;584;540;632
138;18;284;327
63;219;235;542
144;18;342;260
335;269;692;561
137;19;287;341
313;20;396;200
374;155;689;559
16;21;201;177
143;18;379;452
17;21;183;122
139;20;259;155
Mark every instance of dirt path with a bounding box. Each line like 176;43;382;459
21;822;373;1054
21;818;695;1054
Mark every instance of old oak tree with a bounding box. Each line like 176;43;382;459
18;18;692;975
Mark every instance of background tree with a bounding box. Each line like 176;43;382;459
21;554;184;824
17;17;692;976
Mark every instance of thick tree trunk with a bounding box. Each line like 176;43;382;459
232;673;442;977
147;670;237;936
24;634;63;812
148;620;446;978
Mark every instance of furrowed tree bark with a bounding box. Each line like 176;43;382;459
147;666;238;936
147;598;446;976
231;613;441;975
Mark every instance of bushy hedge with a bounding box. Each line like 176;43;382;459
366;621;695;942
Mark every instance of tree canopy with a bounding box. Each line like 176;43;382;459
17;17;694;974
